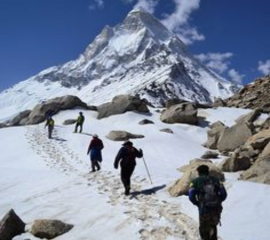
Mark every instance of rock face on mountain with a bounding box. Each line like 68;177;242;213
222;75;270;112
0;8;238;122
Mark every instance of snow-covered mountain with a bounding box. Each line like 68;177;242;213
0;8;239;121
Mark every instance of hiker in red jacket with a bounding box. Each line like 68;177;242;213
87;134;104;172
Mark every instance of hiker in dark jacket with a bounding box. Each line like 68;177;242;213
45;116;55;139
87;134;104;172
188;165;227;240
74;112;85;133
114;141;143;195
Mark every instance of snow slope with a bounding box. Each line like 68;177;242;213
1;107;270;240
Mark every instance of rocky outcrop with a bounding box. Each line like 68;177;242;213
203;121;226;149
169;159;225;197
0;209;25;240
6;95;91;126
165;98;188;109
225;75;270;112
97;95;149;119
160;102;198;125
106;130;144;141
201;151;219;159
217;122;254;152
31;219;73;239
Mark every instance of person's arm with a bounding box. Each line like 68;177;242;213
114;147;124;169
219;183;227;202
135;147;143;158
188;181;199;206
87;141;92;155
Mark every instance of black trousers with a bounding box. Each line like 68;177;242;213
199;208;221;240
120;164;135;190
74;123;83;133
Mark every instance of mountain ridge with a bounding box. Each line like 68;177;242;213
0;8;239;121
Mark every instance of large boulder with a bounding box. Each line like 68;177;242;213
31;219;73;239
168;159;225;197
160;102;198;125
0;209;25;240
217;122;254;152
7;110;31;126
235;108;261;125
203;121;226;149
244;129;270;151
106;130;144;141
240;156;270;184
10;95;90;125
165;98;188;109
97;95;149;119
219;152;251;172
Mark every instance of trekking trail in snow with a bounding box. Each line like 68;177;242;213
25;125;224;240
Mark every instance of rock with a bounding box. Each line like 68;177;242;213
169;159;225;197
17;95;89;125
31;219;73;239
203;121;226;149
106;130;144;141
97;95;149;119
160;102;198;125
244;129;270;151
201;151;219;159
217;122;253;152
213;98;226;107
165;98;187;109
63;119;77;125
159;128;174;134
224;75;270;112
219;154;251;172
235;108;261;125
0;209;25;240
139;119;154;125
7;110;31;126
240;156;270;184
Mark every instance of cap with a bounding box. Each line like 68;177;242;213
79;112;83;114
93;134;98;137
122;140;133;146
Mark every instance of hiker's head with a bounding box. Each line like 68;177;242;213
93;134;98;138
197;165;209;176
79;112;83;115
123;140;133;147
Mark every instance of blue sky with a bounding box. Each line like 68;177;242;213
0;0;269;91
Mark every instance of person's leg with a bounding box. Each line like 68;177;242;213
91;160;96;172
79;124;83;133
121;165;135;195
74;123;78;133
199;214;211;240
48;127;53;139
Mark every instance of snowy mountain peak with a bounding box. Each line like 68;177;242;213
0;9;240;121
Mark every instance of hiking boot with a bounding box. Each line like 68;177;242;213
90;169;96;173
124;187;130;196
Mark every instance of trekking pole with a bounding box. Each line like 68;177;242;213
142;156;153;184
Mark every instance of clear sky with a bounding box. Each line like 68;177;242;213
0;0;269;91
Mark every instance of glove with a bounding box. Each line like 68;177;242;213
139;148;143;154
114;163;118;169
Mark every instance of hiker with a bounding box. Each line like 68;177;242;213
45;116;55;139
45;109;54;120
114;141;143;195
74;112;85;133
87;134;104;172
188;165;227;240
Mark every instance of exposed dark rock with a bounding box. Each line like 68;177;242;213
139;119;154;125
63;119;77;125
0;209;25;240
159;128;174;134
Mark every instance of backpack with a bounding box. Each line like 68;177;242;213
198;176;221;208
